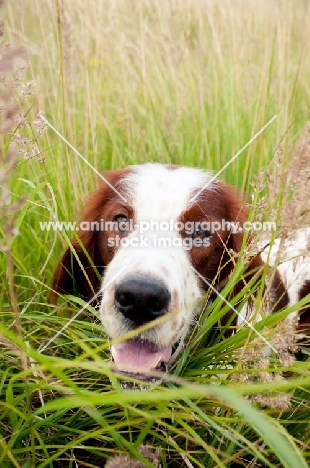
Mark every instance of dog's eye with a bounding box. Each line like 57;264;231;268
192;225;211;240
112;215;128;232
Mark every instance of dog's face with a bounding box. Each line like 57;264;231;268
50;164;277;380
98;164;249;378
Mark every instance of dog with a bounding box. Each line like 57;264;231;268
51;163;310;382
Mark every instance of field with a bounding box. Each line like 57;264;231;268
1;0;310;466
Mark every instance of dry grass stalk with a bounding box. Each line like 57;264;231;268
0;8;45;371
233;316;302;409
250;123;310;243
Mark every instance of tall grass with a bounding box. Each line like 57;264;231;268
1;0;310;466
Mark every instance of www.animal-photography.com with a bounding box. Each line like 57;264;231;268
1;1;310;467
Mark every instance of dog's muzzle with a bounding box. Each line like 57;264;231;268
111;276;173;379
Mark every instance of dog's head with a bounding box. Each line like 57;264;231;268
50;164;286;380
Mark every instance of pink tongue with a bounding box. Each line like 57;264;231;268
111;339;172;373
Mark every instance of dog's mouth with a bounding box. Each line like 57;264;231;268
111;338;172;382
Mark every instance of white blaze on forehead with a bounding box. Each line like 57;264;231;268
123;164;214;221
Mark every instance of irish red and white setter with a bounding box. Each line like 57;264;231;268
51;164;310;381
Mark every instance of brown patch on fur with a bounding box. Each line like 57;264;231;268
298;280;310;333
269;270;289;312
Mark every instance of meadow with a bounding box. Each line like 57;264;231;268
1;0;310;466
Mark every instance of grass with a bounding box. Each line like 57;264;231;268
1;0;310;466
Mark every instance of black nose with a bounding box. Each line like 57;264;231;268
114;277;170;325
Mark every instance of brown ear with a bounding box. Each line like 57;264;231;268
50;188;106;301
50;230;102;302
50;168;129;302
